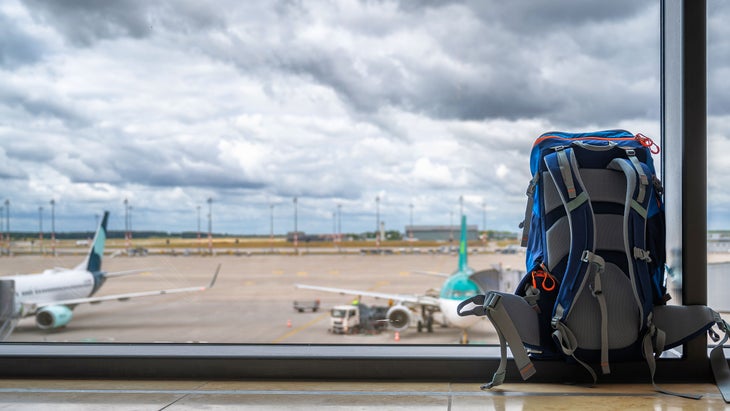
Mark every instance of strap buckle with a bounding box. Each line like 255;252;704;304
485;292;502;310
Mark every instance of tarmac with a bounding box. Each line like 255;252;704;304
2;252;526;344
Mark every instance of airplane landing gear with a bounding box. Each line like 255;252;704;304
460;330;469;344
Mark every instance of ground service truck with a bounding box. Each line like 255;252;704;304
329;303;388;334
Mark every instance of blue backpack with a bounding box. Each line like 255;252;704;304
458;130;729;401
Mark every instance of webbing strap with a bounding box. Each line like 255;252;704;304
583;251;609;374
552;321;597;385
556;149;576;199
483;320;508;390
633;247;652;262
710;319;730;403
641;329;702;400
519;175;539;247
648;312;666;356
524;285;541;313
566;191;589;213
625;149;649;203
630;200;648;219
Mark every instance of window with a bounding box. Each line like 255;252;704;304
707;1;730;332
0;1;721;381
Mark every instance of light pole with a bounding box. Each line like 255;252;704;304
196;205;201;254
375;196;380;245
449;210;454;243
482;202;487;245
409;203;414;240
482;202;486;232
332;211;336;243
293;197;298;251
123;198;130;250
50;199;56;256
128;205;133;243
270;204;274;252
38;206;44;255
337;204;342;243
207;197;213;255
459;195;464;217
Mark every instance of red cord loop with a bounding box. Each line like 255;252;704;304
635;133;661;154
531;269;557;292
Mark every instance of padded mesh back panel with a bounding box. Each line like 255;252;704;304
566;263;639;350
580;169;626;204
546;216;570;272
543;165;640;350
594;214;625;253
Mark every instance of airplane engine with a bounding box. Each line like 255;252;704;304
386;305;412;332
35;306;73;329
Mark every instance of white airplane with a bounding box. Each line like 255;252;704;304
0;211;220;340
296;215;505;343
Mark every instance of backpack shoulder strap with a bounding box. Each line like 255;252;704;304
519;174;539;247
543;146;597;322
607;150;655;330
543;146;608;378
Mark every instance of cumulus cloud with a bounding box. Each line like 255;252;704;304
0;0;728;234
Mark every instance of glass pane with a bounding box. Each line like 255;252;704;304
707;0;730;336
1;2;659;344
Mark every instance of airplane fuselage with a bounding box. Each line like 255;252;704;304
6;269;95;316
438;298;480;329
436;269;482;330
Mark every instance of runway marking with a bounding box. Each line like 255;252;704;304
244;281;255;286
271;312;329;343
373;280;390;288
272;270;284;275
328;270;340;276
398;271;410;276
296;271;308;277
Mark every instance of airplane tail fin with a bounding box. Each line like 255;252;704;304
75;211;109;273
458;215;468;272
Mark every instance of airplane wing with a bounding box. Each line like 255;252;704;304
411;271;449;278
102;269;158;278
26;264;221;312
295;284;440;307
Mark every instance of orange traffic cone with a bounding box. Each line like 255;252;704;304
394;331;400;342
287;319;292;328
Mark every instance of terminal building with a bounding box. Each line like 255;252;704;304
403;225;480;242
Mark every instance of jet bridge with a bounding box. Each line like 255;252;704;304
0;279;17;340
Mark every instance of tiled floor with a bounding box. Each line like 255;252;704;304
0;380;726;410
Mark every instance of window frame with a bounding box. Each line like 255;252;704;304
0;0;723;382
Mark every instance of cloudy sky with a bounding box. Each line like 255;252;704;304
0;1;728;235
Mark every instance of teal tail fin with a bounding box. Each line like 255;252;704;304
458;215;468;272
76;211;109;273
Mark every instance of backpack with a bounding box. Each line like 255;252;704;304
457;129;730;402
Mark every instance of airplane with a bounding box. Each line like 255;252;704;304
0;211;220;340
295;215;504;344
